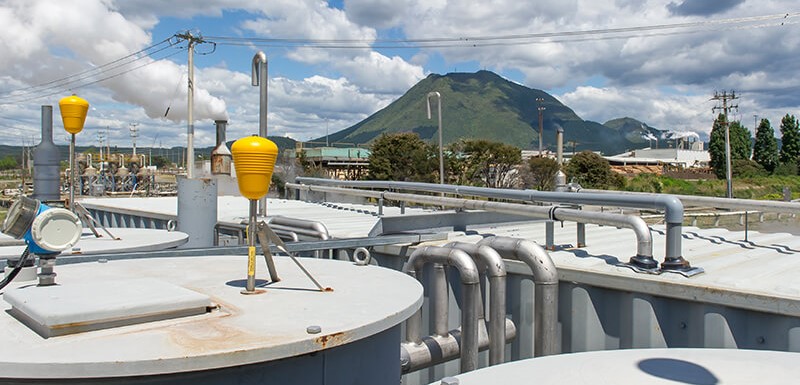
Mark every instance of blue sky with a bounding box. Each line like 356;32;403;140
0;0;798;150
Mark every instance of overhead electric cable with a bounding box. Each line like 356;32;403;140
205;12;798;48
1;38;173;97
0;48;184;105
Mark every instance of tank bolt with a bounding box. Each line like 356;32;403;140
757;336;766;344
440;377;460;385
306;325;322;334
679;322;687;329
97;258;108;263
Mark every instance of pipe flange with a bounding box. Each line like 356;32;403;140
628;255;659;271
352;247;371;266
661;257;705;277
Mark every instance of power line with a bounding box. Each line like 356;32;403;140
0;37;174;97
0;48;184;105
206;12;798;49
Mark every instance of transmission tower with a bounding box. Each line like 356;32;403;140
129;123;139;156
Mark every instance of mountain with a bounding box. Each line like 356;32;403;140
603;117;665;148
318;70;650;155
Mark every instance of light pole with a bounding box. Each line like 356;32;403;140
536;97;545;156
59;94;89;212
427;91;444;185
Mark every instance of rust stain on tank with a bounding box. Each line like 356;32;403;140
315;331;347;348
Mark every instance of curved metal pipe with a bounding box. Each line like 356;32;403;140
404;246;481;373
293;178;686;268
445;242;507;365
252;51;268;216
287;183;656;267
477;236;559;357
552;207;653;263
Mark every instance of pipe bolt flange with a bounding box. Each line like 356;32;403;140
629;254;659;270
661;256;692;271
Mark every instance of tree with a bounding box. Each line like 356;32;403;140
729;121;752;160
0;155;18;171
708;114;752;179
752;118;779;172
564;151;624;190
367;132;437;182
780;114;800;165
447;139;522;188
522;157;560;191
150;155;171;169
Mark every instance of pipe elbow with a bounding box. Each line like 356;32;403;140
251;51;267;86
478;237;558;284
656;194;684;223
444;242;507;278
447;248;481;284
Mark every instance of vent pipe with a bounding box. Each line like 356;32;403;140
211;120;232;175
32;106;60;201
556;126;564;165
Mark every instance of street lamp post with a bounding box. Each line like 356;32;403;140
427;92;444;185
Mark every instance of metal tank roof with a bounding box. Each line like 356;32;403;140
0;255;422;379
0;228;188;259
431;348;800;384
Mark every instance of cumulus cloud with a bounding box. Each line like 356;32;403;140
666;0;745;16
0;0;228;141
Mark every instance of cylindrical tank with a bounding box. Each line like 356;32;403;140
32;106;61;201
211;120;232;175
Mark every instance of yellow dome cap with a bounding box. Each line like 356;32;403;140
231;135;279;200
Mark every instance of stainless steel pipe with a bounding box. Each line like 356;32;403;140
404;246;481;373
445;242;508;365
287;183;655;262
477;236;559;357
400;318;517;374
293;178;683;268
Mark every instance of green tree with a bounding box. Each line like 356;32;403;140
564;151;624;189
149;155;171;169
708;114;752;178
752;118;779;172
779;114;800;164
367;132;437;182
447;139;521;188
0;155;18;171
729;121;752;160
522;157;560;191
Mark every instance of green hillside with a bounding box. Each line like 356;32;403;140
604;117;665;147
319;70;648;155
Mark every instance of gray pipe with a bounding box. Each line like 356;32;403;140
400;318;516;374
404;246;481;373
287;183;654;262
268;216;330;240
445;242;507;366
553;207;652;262
293;178;685;270
252;51;268;217
581;188;800;215
476;236;559;356
33;106;60;201
432;264;449;337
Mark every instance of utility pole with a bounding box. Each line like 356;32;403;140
711;90;738;199
536;97;545;157
129;122;139;156
97;130;106;173
175;31;210;179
